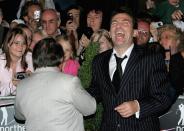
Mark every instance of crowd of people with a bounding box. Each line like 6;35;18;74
0;0;184;130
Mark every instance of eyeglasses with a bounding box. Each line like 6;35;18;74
138;29;150;36
12;41;26;46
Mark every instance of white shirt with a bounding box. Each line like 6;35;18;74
109;44;134;80
109;44;140;118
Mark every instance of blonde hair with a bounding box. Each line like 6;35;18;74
90;29;112;45
158;24;182;41
56;34;76;58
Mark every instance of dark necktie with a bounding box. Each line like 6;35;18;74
112;54;127;93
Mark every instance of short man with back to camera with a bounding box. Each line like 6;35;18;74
14;37;96;131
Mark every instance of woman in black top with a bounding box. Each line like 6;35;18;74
169;40;184;96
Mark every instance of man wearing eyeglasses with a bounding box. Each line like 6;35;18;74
136;19;151;45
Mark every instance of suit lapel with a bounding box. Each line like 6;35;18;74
117;45;143;96
101;49;117;96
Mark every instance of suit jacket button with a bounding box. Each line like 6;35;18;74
117;124;120;127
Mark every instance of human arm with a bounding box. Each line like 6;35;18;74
26;52;34;72
87;57;103;103
114;100;140;118
171;10;183;21
150;22;159;42
14;85;26;122
146;0;156;10
71;77;96;116
137;53;172;118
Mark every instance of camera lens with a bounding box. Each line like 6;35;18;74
67;13;73;21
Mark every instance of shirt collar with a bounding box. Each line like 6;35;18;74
112;44;134;59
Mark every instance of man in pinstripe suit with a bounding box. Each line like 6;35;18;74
88;6;172;131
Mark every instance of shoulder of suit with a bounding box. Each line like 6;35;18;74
135;44;164;57
19;71;79;89
55;72;80;84
93;49;112;60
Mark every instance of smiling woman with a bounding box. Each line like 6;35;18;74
0;27;33;96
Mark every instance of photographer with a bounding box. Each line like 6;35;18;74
21;1;42;32
0;27;33;96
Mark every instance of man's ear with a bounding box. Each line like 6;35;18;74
133;29;138;37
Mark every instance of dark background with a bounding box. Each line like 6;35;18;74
0;0;145;23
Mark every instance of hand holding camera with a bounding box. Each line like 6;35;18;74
171;9;183;21
33;10;41;22
15;72;29;80
151;21;163;29
12;72;31;86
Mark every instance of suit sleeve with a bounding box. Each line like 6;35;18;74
14;87;26;121
138;53;172;118
71;77;96;116
87;57;103;103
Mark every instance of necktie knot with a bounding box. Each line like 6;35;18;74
114;54;127;66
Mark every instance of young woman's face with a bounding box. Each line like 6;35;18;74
159;30;179;54
98;36;112;53
8;34;27;59
160;30;177;49
93;35;112;53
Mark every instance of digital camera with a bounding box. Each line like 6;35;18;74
66;13;73;24
33;10;41;21
15;72;28;80
152;21;163;28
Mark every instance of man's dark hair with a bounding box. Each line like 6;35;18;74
65;4;82;13
32;37;64;69
110;6;136;28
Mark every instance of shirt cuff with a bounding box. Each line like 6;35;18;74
134;100;140;118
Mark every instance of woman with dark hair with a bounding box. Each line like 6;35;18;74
15;37;96;131
0;27;33;96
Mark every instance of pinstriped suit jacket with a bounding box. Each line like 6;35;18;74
89;44;172;131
